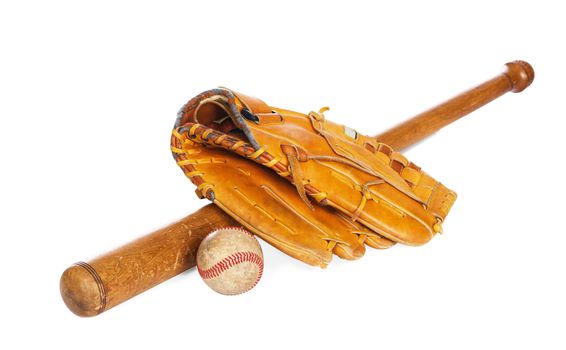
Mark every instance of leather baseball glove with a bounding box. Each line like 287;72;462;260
171;88;456;267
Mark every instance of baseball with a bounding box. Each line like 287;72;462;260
196;227;264;295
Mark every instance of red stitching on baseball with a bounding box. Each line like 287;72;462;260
221;226;256;239
198;251;264;289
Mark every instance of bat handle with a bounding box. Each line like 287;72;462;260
376;60;534;150
60;204;237;317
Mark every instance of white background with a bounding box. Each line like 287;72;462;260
1;1;564;349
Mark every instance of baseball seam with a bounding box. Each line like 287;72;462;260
198;251;263;289
212;226;256;240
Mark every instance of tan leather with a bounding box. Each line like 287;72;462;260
171;88;456;267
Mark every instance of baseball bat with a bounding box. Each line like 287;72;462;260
60;60;534;317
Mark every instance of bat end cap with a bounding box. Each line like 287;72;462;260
505;60;535;93
60;262;105;317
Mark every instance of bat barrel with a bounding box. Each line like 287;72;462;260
376;61;534;150
60;204;237;317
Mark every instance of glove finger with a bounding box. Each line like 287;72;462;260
175;143;369;267
363;233;396;249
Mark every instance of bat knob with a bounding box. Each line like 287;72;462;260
504;60;535;93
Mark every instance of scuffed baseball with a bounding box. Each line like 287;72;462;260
196;227;263;295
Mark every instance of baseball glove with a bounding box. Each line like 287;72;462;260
171;88;456;267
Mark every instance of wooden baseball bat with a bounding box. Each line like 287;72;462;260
60;61;534;317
